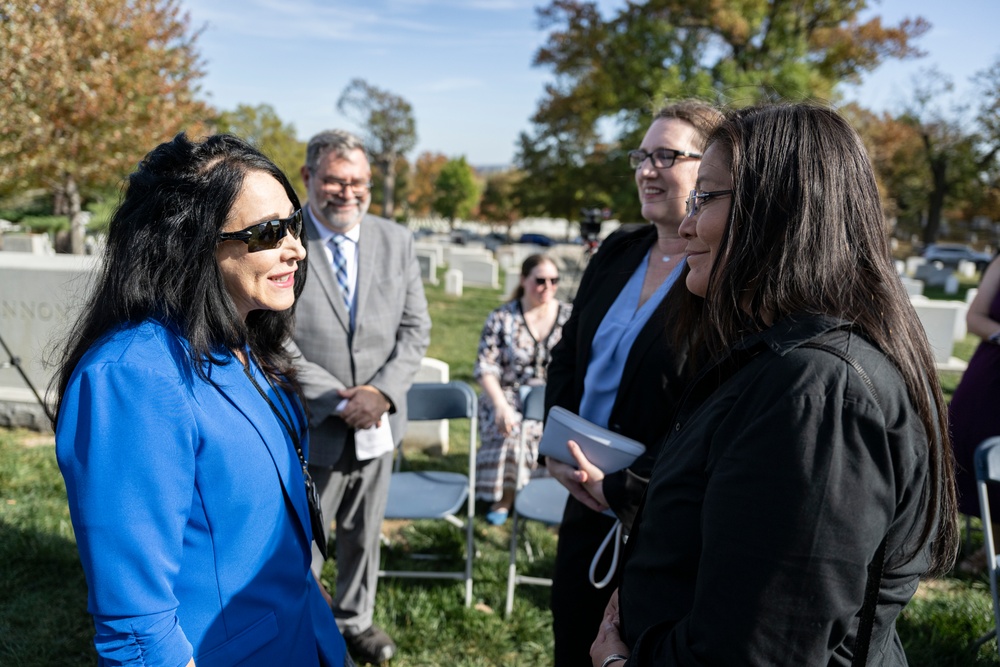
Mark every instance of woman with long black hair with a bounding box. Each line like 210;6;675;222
54;133;349;666
592;103;958;666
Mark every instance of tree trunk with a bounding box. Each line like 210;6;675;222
64;174;85;255
52;184;68;216
382;155;396;220
923;155;947;246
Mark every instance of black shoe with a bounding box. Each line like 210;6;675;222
345;625;396;665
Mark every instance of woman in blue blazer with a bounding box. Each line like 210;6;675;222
54;134;349;666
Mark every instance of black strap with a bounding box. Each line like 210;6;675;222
801;341;882;412
243;361;303;460
801;339;886;666
853;536;888;666
242;357;329;560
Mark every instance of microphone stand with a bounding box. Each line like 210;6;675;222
0;330;56;424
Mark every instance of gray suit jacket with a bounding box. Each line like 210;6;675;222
290;208;431;467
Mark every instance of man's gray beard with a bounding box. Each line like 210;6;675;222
317;197;370;231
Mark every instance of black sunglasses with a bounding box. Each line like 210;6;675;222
534;277;559;286
218;209;303;252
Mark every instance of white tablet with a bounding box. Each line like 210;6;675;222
538;406;646;473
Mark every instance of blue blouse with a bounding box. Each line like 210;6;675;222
578;253;683;428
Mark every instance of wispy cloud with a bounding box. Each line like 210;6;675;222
418;77;486;93
185;0;447;44
384;0;536;10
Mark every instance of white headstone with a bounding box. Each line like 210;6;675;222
944;274;960;295
451;256;499;288
414;241;444;267
957;259;978;279
900;277;924;296
905;256;925;277
504;269;520;298
894;259;906;276
966;288;979;304
0;253;98;428
444;245;492;266
909;297;968;370
445;268;463;297
401;358;451;454
2;233;54;255
416;250;439;285
496;246;521;271
914;263;952;288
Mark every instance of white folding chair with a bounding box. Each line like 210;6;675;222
505;384;569;616
973;436;1000;654
379;381;477;607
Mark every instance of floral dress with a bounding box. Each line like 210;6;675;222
474;299;573;502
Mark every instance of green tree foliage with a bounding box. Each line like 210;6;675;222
0;0;211;253
433;157;481;227
337;78;417;220
517;0;929;222
215;104;306;202
478;170;522;231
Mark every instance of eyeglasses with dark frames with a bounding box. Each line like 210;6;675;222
628;148;703;170
534;277;560;286
321;176;373;196
218;209;303;253
685;189;733;217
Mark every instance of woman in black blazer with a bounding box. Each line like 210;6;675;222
543;100;721;667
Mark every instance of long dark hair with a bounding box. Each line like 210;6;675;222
53;133;306;422
701;103;958;574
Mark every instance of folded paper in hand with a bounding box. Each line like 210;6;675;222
538;407;646;473
355;411;393;461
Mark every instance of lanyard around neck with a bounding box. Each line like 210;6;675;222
242;359;305;470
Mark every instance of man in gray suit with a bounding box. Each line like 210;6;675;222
290;129;431;664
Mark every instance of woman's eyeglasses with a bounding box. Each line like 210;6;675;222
685;189;733;216
218;209;303;253
534;277;559;286
628;147;703;170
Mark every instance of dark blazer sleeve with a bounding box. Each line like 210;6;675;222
545;231;616;419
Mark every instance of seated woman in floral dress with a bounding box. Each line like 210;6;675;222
474;254;572;525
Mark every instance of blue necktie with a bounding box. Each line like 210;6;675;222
330;236;351;310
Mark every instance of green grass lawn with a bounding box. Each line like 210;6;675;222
2;275;1000;665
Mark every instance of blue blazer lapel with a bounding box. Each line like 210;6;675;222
303;209;351;334
206;359;313;542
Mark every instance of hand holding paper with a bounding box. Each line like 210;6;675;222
338;385;390;430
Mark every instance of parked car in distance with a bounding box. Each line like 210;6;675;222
922;243;993;272
518;233;556;247
484;232;509;252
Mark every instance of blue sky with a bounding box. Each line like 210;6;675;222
180;0;1000;167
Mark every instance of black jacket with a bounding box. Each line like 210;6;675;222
620;314;932;666
545;225;688;529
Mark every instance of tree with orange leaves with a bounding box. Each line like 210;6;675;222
407;151;449;218
0;0;211;253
